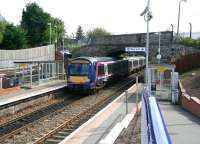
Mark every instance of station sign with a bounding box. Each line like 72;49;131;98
125;47;146;52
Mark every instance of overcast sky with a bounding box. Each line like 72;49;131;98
0;0;199;35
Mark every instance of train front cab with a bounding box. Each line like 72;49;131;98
67;59;96;91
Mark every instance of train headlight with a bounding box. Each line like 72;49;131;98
85;79;90;82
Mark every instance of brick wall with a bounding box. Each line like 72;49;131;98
179;81;200;117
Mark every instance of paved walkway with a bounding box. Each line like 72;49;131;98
159;101;200;144
0;80;66;107
60;84;143;144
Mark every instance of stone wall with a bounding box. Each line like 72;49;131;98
91;31;172;46
72;31;200;63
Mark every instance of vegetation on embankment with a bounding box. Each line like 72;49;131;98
180;37;200;49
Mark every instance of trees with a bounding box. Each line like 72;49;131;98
0;21;7;43
75;25;84;41
21;2;65;47
0;24;27;50
86;27;111;41
0;2;65;49
21;2;51;47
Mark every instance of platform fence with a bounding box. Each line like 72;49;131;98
0;61;65;89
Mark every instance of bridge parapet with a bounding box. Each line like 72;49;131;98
91;31;172;46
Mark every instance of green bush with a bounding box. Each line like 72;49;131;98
180;37;200;48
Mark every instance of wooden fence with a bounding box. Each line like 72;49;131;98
174;52;200;73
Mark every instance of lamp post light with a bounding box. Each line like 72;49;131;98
189;22;192;38
171;24;174;40
140;0;153;91
177;0;187;40
47;23;51;45
155;32;161;64
54;25;57;50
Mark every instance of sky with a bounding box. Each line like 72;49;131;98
0;0;200;36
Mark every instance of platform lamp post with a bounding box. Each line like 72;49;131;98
171;24;174;41
140;0;153;92
54;25;57;51
189;22;192;38
177;0;187;40
155;32;161;64
47;23;52;45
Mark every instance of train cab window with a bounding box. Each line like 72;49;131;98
98;64;105;76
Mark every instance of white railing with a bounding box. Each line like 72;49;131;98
141;90;171;144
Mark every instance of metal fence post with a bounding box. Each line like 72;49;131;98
125;90;128;114
30;64;32;88
136;76;139;110
38;63;40;85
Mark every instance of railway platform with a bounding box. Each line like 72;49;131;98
59;83;143;144
159;101;200;144
0;80;67;108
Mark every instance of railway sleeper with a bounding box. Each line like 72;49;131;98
45;138;61;144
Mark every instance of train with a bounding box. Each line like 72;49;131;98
66;56;145;92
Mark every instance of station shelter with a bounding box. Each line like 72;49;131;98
147;64;179;103
14;60;65;89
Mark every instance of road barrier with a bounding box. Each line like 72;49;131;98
141;90;171;144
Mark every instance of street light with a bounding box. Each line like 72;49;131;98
54;25;57;50
189;22;192;38
140;0;153;91
47;23;51;45
171;24;174;40
177;0;187;40
155;32;161;64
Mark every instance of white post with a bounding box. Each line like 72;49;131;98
125;90;128;114
136;76;139;110
30;64;32;88
38;63;40;85
158;32;161;64
48;23;52;45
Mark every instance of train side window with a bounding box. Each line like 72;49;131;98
108;63;113;74
98;64;105;76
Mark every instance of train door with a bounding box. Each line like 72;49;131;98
96;63;106;87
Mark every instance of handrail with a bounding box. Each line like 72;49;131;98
141;90;171;144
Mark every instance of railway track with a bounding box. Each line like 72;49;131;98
0;72;143;144
0;94;80;142
33;73;143;144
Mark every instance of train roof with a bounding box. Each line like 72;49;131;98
71;56;115;63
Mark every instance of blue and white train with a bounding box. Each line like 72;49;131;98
66;56;145;92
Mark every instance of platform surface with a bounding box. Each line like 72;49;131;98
159;101;200;144
0;80;66;107
60;84;143;144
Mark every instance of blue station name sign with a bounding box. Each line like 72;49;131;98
125;47;146;52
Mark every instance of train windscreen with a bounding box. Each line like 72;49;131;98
69;63;89;76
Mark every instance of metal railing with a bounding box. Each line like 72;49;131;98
141;89;171;144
